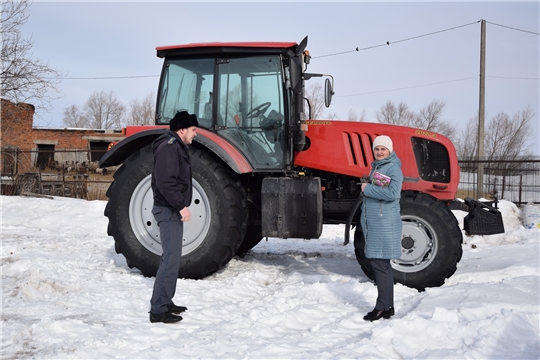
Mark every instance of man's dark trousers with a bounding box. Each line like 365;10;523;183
150;205;183;314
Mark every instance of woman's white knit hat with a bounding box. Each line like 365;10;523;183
372;135;393;153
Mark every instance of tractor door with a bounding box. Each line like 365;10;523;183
215;55;286;170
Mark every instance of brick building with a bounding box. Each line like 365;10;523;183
1;99;125;175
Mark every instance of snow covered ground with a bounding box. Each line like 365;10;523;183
1;195;539;359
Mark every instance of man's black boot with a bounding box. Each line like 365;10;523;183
167;303;188;314
149;312;183;323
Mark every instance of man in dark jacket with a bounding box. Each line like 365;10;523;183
149;111;198;323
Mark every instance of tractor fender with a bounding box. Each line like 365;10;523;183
194;129;253;174
98;128;165;169
98;127;253;174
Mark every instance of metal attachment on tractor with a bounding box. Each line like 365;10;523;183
463;197;505;235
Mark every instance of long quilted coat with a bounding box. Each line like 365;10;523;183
359;151;403;259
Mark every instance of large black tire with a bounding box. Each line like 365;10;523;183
354;191;463;291
105;145;247;279
236;193;264;255
236;225;263;255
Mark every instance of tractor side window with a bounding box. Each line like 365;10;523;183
216;56;285;169
411;137;451;183
157;58;214;129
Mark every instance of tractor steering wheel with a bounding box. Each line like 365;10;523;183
245;102;271;119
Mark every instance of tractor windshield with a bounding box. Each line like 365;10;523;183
157;55;286;170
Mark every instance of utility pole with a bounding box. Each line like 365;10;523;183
477;19;486;200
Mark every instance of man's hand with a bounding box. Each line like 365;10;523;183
180;207;191;222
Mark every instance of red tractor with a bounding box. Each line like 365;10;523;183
99;37;504;291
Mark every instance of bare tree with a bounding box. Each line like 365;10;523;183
484;106;534;160
326;112;339;120
455;118;478;160
376;100;456;140
347;109;359;121
1;0;62;111
83;90;125;130
305;83;325;120
412;100;456;140
456;106;535;163
347;108;367;122
125;92;155;126
376;101;415;126
62;104;87;128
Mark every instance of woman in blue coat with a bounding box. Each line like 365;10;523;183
360;135;403;321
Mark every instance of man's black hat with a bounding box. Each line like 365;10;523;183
169;111;199;131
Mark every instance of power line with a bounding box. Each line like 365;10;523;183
313;19;539;59
53;74;539;82
314;21;480;59
486;21;540;36
488;75;539;80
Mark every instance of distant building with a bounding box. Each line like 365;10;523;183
1;98;124;175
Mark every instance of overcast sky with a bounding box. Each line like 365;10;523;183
22;1;539;155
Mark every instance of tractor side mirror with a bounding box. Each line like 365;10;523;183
324;77;334;108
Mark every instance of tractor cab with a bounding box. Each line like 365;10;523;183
154;37;333;172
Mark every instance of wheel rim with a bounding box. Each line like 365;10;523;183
392;214;438;273
128;175;211;256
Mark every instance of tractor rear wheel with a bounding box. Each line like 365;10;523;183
354;191;463;291
236;225;263;255
105;145;247;279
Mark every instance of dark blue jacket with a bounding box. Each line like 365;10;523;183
360;151;403;259
151;130;193;213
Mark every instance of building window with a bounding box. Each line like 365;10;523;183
89;141;110;162
36;144;55;170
